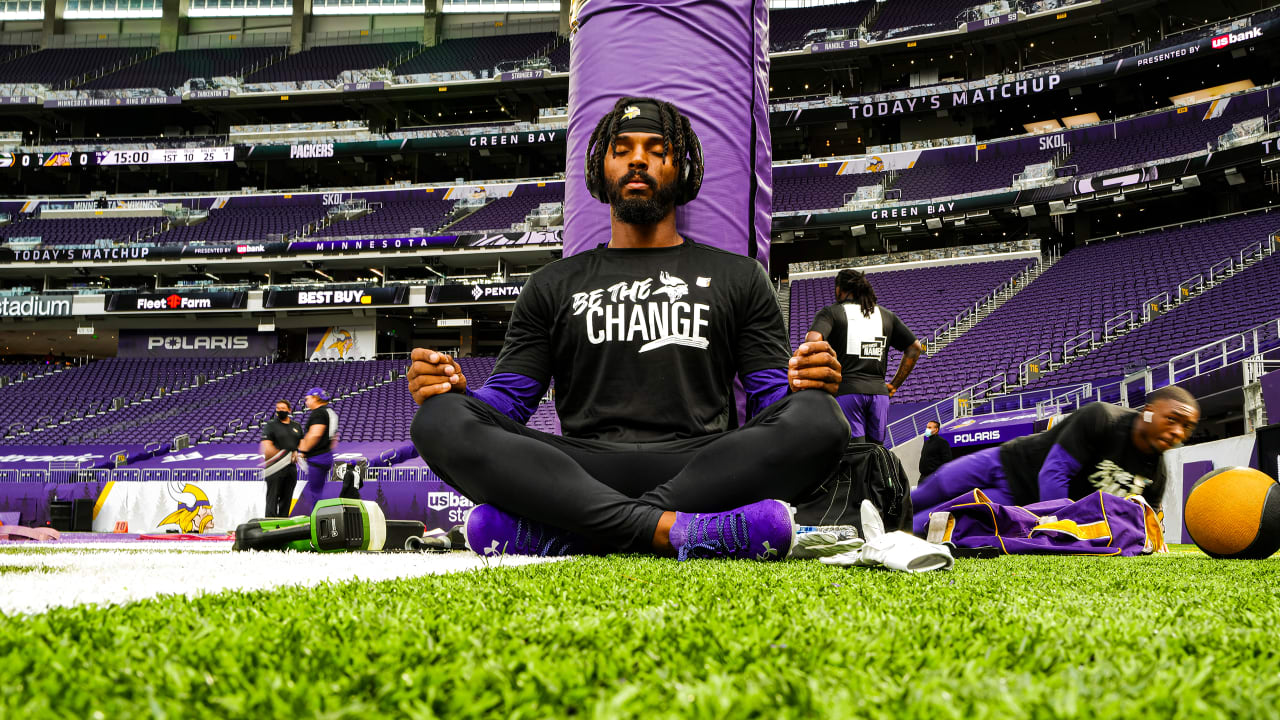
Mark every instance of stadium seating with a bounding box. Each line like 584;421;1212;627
787;257;1036;351
217;357;496;445
0;215;166;246
546;41;571;72
308;196;458;239
1064;104;1260;176
445;187;564;234
67;360;402;446
769;1;875;50
0;47;154;86
247;42;418;83
891;213;1280;403
160;207;329;245
891;150;1056;201
1022;251;1280;390
0;45;35;63
773;102;1258;214
0;354;560;449
0;358;260;443
0;363;65;383
871;0;975;38
81;47;285;91
394;32;556;77
773;174;876;213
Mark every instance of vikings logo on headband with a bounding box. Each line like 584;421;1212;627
586;98;703;206
616;101;666;135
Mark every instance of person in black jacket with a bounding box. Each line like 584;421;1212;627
917;420;951;480
260;399;303;517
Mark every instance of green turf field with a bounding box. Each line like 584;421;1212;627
2;551;1278;719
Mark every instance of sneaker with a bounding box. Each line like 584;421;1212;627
462;504;593;557
669;499;796;561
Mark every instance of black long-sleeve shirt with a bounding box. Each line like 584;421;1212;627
918;434;953;478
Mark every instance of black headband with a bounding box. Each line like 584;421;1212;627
614;101;665;136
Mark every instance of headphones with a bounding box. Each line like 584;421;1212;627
1143;410;1154;423
586;124;704;207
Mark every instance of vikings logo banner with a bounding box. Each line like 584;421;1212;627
566;0;772;265
91;481;265;534
307;325;376;361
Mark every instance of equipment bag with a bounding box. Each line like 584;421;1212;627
923;489;1166;556
794;442;913;534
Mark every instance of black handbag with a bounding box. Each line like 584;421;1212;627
794;441;913;533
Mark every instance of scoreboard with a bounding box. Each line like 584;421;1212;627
0;147;236;168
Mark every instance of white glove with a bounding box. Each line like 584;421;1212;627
821;503;953;573
819;531;954;573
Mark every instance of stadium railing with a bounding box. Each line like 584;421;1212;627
882;221;1280;445
886;315;1280;447
787;239;1041;275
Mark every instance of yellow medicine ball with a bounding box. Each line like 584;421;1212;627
1184;466;1280;559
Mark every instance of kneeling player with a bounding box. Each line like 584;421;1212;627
409;97;850;560
910;386;1200;535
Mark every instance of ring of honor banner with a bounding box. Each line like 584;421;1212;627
566;0;772;264
307;325;376;361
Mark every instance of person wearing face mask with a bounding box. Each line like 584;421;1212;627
260;399;303;517
918;420;952;481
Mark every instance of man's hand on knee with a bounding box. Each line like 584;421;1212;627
788;341;842;395
408;348;469;405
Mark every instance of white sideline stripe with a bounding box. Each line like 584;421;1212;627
0;545;566;616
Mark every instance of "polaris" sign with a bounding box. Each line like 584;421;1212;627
147;336;251;351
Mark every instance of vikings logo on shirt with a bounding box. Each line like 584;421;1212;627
1088;460;1152;497
571;271;711;353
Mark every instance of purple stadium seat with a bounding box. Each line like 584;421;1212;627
1022;247;1280;390
0;47;154;86
81;48;285;91
788;258;1035;352
769;2;875;50
248;42;419;83
394;33;556;76
891;213;1280;404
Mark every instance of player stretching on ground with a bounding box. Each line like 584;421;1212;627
409;97;849;560
911;386;1200;535
805;269;922;444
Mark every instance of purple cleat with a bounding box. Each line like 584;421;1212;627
462;504;594;557
669;499;796;561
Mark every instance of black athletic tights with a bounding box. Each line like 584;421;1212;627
411;390;850;551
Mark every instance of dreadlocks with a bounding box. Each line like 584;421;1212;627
835;269;878;318
584;96;702;206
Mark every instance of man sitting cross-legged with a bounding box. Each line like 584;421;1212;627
409;97;850;560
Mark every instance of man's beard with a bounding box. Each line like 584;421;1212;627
608;170;678;226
